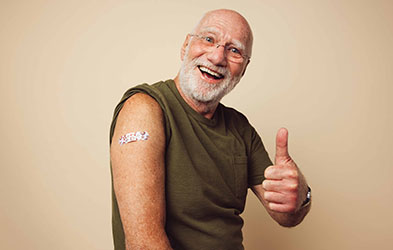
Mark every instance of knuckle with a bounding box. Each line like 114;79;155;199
264;166;275;178
262;180;268;190
264;168;270;177
288;170;299;179
263;191;271;201
265;165;274;172
288;182;299;191
290;194;298;203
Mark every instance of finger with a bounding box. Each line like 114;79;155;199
265;165;299;181
263;191;286;204
275;127;290;164
262;179;284;192
264;166;283;180
263;179;300;195
268;202;297;213
264;165;296;180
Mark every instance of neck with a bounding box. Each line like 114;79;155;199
173;75;219;119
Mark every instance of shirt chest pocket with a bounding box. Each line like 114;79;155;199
232;156;248;199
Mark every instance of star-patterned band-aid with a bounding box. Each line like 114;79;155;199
119;131;149;145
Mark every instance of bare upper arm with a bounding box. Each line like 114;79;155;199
110;93;170;248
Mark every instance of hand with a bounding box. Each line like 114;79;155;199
262;128;308;213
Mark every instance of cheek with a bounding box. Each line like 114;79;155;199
229;64;245;78
186;45;206;61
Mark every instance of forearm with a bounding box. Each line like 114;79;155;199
124;229;173;250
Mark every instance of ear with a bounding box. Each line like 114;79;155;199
241;59;251;77
180;34;191;61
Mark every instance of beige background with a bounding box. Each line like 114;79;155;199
1;0;392;249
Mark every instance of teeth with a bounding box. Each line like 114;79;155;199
199;66;223;78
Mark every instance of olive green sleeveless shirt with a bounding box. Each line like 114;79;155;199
110;80;272;250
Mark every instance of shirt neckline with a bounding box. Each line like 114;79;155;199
166;79;220;127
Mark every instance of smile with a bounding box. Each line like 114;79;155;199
198;66;224;80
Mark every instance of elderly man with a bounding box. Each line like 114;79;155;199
110;9;311;250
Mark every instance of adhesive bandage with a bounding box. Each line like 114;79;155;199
119;131;149;145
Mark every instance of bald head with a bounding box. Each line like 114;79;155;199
193;9;253;57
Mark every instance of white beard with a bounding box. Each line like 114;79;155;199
178;47;242;105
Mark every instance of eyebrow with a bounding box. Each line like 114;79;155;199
231;39;245;51
199;27;246;51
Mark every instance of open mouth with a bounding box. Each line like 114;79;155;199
198;66;224;80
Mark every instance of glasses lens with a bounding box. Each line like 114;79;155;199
227;53;244;63
192;34;247;63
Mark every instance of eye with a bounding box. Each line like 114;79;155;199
204;36;214;43
229;47;241;55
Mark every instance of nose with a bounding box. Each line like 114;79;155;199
206;44;227;67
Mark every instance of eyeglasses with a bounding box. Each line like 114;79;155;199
189;34;250;64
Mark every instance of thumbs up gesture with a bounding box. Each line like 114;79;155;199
262;128;309;213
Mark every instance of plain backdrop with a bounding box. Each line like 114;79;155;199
1;0;392;249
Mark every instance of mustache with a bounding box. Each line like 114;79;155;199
190;57;230;78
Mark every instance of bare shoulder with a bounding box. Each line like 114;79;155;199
122;92;161;110
120;92;163;120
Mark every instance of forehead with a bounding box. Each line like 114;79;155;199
195;12;252;51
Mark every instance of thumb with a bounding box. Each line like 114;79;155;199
275;127;290;164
